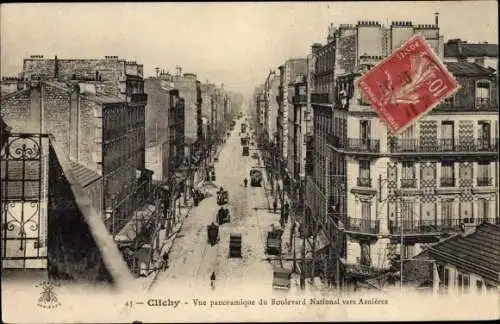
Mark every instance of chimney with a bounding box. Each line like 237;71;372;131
54;55;59;79
434;12;439;27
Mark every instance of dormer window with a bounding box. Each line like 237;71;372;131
475;81;491;107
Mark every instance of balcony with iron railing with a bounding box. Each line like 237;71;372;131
476;177;493;186
390;138;499;154
328;135;381;154
357;177;372;187
311;93;331;104
345;218;380;235
389;217;500;235
434;99;498;112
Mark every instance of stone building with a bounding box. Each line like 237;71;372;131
306;16;499;286
144;77;174;183
289;77;309;207
172;73;198;148
0;55;152;239
276;59;307;200
444;39;498;71
168;89;185;171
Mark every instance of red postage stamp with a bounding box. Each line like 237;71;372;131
357;34;459;134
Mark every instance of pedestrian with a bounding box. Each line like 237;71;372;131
162;253;169;271
210;271;216;289
273;199;277;213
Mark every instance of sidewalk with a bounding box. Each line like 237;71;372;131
255;149;328;292
137;197;194;291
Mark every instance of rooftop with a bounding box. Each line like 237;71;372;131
445;61;496;76
69;161;102;187
425;223;500;284
445;40;498;58
82;94;125;104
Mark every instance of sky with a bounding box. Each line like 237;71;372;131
1;1;498;99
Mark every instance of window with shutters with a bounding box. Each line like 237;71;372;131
441;161;455;187
441;121;454;151
475;81;490;106
477;161;490;186
357;160;371;187
401;161;416;188
477;198;489;221
441;199;454;225
478;121;491;150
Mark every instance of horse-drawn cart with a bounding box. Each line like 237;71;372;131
217;207;230;225
207;223;220;246
217;190;229;205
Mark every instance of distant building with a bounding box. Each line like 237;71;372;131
144;77;173;183
444;39;498;71
1;77;23;96
277;59;307;200
168;89;185;170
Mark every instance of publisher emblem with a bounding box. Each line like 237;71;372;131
36;281;61;309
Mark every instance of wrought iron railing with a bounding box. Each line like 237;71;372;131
1;133;48;269
345;218;380;234
434;101;498;112
476;177;493;186
389;218;500;234
328;136;380;153
390;138;499;153
357;177;372;187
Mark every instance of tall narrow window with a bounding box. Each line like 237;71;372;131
477;198;489;222
399;124;416;151
477;161;490;186
360;120;370;142
401;200;415;231
358;160;371;187
441;161;455;187
478;121;491;150
401;161;416;188
441;121;454;151
441;199;454;227
476;81;490;106
444;268;450;288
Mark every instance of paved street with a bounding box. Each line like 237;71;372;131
150;117;294;295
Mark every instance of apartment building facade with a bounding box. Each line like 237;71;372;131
306;16;499;286
275;59;307;199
